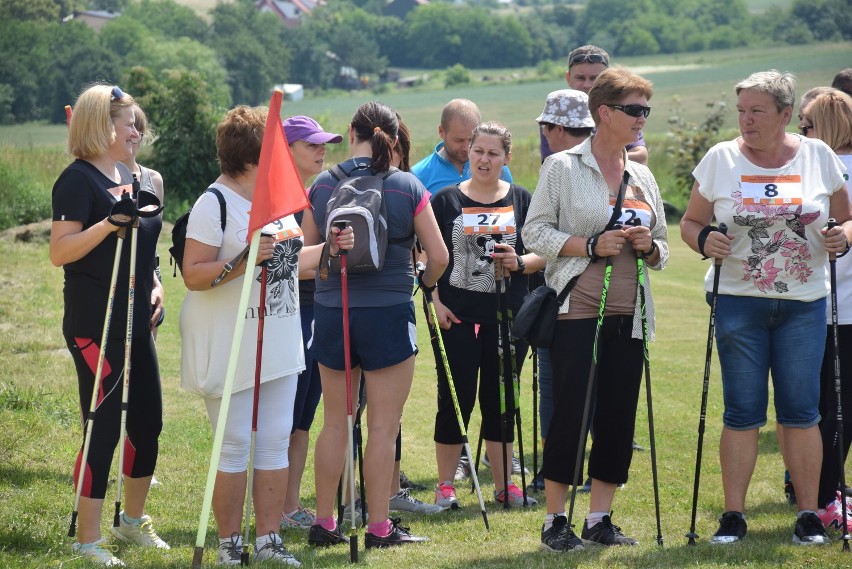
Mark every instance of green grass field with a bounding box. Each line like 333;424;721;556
1;222;850;568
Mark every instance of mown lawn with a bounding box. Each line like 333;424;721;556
1;223;850;568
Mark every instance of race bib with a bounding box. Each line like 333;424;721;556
608;198;653;228
264;215;302;242
740;175;803;206
462;205;515;235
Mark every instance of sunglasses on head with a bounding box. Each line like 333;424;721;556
570;53;607;67
110;86;125;101
799;125;812;136
607;104;651;119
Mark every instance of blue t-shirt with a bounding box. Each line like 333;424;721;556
309;157;429;308
412;142;513;194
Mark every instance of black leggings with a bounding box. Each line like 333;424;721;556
542;316;643;486
433;321;527;445
67;334;163;499
818;323;852;506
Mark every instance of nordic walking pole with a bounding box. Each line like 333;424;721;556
531;348;541;491
421;285;490;529
827;218;851;551
240;259;269;565
504;290;530;506
67;192;135;537
334;219;359;563
629;219;663;546
354;376;367;527
566;226;619;531
686;223;727;545
494;249;511;509
113;175;143;529
193;230;264;569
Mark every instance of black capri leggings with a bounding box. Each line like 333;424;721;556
67;334;163;499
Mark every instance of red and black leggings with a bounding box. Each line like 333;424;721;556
66;334;163;500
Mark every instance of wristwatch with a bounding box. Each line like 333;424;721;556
515;254;526;273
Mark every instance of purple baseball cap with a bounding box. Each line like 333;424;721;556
282;116;343;144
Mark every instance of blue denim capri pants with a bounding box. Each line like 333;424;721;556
713;294;826;430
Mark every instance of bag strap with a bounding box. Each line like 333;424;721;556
555;275;579;306
206;187;227;232
604;170;630;231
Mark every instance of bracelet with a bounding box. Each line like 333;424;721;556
329;250;339;259
514;254;526;273
417;271;437;299
697;225;718;260
641;240;658;260
586;233;601;262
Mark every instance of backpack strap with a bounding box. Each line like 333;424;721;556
206;187;227;232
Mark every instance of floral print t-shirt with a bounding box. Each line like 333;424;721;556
693;135;846;301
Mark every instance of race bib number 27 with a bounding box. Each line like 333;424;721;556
462;206;515;235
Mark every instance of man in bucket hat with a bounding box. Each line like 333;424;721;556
536;89;595;156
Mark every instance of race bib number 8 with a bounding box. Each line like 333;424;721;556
740;175;802;206
462;206;516;235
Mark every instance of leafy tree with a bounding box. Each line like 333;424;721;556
122;0;208;43
90;0;128;11
444;63;471;87
0;0;60;22
0;20;53;121
210;0;291;105
125;67;220;218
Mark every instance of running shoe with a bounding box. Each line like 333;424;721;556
710;511;747;544
281;507;316;530
435;481;460;510
389;488;444;514
254;532;301;566
217;533;242;565
365;518;428;548
794;511;831;545
494;482;537;507
72;539;125;567
526;470;545;494
307;524;348;546
581;513;638;546
400;471;427;492
109;512;170;549
540;515;583;552
818;496;852;532
454;456;471;482
342;498;366;525
481;451;529;475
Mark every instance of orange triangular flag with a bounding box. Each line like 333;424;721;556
247;89;309;240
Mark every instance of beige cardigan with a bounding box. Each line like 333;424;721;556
521;136;668;341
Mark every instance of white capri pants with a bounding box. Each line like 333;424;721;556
204;374;297;473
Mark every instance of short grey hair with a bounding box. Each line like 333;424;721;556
735;70;796;112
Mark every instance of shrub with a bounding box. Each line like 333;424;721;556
444;64;471;88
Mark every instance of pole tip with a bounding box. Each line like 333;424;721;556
350;535;358;563
192;547;204;568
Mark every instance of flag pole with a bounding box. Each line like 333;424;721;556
192;229;262;568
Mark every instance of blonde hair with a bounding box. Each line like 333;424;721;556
806;91;852;152
68;84;135;160
133;104;157;147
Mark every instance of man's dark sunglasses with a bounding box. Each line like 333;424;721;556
570;53;607;67
608;104;651;119
111;86;125;101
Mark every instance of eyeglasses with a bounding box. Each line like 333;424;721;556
110;86;125;101
570;53;607;67
607;104;651;119
799;125;813;136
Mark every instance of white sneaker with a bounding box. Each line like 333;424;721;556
389;488;444;514
217;533;243;565
72;538;125;567
255;532;301;566
109;512;170;549
435;481;460;510
149;475;162;488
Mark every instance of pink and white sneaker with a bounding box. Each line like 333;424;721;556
817;494;852;533
435;481;460;510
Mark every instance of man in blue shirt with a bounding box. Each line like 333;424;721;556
412;99;512;193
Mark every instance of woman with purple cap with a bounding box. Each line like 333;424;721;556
280;116;344;531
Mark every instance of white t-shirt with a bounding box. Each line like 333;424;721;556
179;183;305;397
830;153;852;324
693;135;846;301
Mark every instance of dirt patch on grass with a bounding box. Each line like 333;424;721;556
1;219;51;244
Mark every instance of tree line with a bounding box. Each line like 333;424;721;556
2;0;850;125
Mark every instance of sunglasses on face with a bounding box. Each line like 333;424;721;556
110;86;125;101
570;53;607;67
799;125;813;136
608;104;651;119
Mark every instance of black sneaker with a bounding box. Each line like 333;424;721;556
793;512;830;545
307;524;349;547
581;514;638;546
364;518;428;548
400;471;427;492
540;515;583;552
710;511;747;544
785;479;797;506
526;470;545;494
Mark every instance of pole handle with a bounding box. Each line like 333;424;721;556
333;219;351;256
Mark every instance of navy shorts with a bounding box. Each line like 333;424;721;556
310;302;418;371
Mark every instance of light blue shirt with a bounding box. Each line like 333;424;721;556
412;142;513;194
